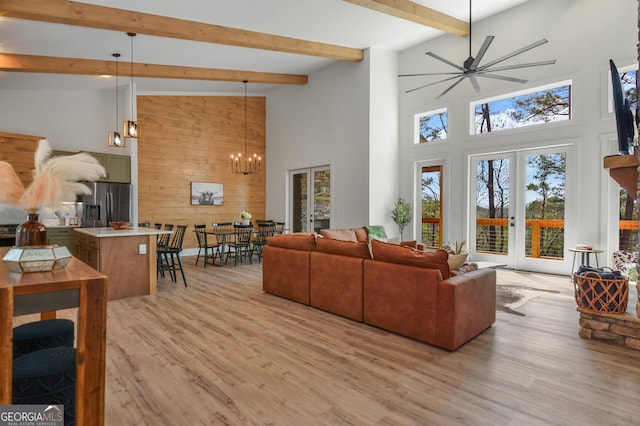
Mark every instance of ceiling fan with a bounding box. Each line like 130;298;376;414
400;0;556;98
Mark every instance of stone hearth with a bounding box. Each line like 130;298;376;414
579;308;640;351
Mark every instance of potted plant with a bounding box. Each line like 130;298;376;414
391;198;411;241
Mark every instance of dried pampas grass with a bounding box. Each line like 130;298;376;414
0;139;106;213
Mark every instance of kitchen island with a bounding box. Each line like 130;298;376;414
75;227;172;300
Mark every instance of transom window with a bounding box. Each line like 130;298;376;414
471;80;572;135
414;108;447;144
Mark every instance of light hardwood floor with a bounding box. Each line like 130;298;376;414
16;258;640;425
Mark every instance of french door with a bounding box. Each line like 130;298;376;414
289;166;331;233
469;146;572;274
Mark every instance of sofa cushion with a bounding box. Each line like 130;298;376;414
364;225;388;243
266;233;316;251
316;237;371;259
371;239;450;279
319;228;357;242
354;228;368;243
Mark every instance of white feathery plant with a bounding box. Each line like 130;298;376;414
0;139;106;213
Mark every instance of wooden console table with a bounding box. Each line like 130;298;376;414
0;249;107;425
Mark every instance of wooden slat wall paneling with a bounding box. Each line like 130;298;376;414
0;131;44;188
137;96;266;250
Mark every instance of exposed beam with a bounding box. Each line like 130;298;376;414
0;54;309;85
343;0;469;37
0;0;364;62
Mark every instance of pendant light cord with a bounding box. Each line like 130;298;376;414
113;53;120;129
130;33;135;119
244;80;248;159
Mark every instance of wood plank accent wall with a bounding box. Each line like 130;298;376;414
137;96;266;250
0;131;44;188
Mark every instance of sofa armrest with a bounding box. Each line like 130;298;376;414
436;268;496;350
263;245;311;304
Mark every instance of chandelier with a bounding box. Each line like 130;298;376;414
231;80;261;175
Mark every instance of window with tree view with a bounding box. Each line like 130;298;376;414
472;81;571;135
421;165;442;248
415;108;447;143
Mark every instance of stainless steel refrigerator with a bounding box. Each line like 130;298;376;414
80;182;132;227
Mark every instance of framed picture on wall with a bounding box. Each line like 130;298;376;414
190;182;224;205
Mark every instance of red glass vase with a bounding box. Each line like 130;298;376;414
15;213;48;247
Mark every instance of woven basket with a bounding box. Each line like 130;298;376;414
573;271;629;313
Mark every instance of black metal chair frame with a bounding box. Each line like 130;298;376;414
225;224;254;266
157;225;188;286
194;224;220;268
254;222;276;262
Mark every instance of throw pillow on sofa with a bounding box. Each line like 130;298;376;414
319;228;358;242
370;239;450;279
364;225;388;243
266;233;317;251
316;237;371;259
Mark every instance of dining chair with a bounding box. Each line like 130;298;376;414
157;225;188;286
274;222;285;234
226;224;254;266
157;224;173;280
212;222;234;256
254;222;276;262
194;224;219;267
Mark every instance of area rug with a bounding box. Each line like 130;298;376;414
497;284;560;316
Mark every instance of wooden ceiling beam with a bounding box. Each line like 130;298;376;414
0;0;364;62
0;54;309;85
343;0;469;37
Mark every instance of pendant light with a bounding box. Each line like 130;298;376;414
123;32;139;138
231;80;261;175
108;53;124;147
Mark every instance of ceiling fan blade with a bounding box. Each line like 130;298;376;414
436;76;468;99
398;72;462;77
469;75;481;94
478;60;556;74
470;36;495;70
405;74;464;94
475;73;528;84
425;52;466;72
477;39;549;72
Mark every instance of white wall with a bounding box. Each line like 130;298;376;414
266;51;373;228
398;0;636;271
368;48;401;235
0;86;133;155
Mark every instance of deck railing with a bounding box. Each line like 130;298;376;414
423;217;638;256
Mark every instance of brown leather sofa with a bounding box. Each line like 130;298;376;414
262;231;496;351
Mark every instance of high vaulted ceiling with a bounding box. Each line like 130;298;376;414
0;0;531;95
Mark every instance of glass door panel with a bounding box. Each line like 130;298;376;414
470;147;570;273
291;171;308;232
471;154;514;266
289;166;330;233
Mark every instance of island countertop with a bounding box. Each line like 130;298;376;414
75;227;172;238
